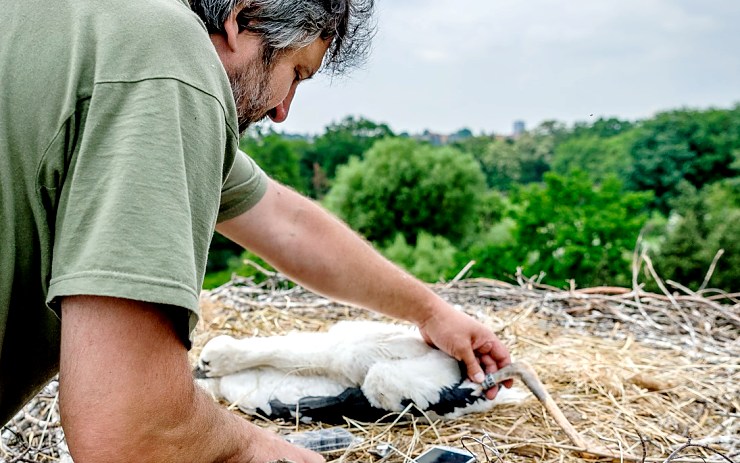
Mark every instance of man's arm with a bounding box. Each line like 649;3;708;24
216;179;512;394
59;295;325;463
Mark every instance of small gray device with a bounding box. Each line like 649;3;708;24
413;446;475;463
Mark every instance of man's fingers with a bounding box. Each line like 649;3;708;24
484;385;500;400
476;342;514;390
480;353;496;369
477;339;510;364
461;350;485;383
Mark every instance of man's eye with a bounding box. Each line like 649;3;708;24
294;71;302;83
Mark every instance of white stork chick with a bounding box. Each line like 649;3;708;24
195;320;526;423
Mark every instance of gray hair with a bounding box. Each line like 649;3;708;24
190;0;375;74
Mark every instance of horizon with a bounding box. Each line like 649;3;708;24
267;100;740;138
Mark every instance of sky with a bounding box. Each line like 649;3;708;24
268;0;740;136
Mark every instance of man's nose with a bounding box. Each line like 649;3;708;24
268;82;298;123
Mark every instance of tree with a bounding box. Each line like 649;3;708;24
512;130;555;184
655;178;739;292
509;171;652;286
476;139;522;190
206;232;243;274
456;132;555;191
626;106;740;213
571;117;635;138
451;134;495;161
302;116;394;182
240;132;309;194
324;138;486;245
551;132;634;183
463;217;520;282
381;232;458;282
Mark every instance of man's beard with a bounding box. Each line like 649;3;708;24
228;55;274;134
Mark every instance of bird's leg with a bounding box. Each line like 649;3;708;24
484;361;642;461
484;361;588;450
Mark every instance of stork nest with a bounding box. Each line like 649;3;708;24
2;271;738;463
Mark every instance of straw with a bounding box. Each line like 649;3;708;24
2;269;737;463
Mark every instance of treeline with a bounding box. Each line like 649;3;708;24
206;105;740;292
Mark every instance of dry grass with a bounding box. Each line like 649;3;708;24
190;274;738;463
2;273;737;462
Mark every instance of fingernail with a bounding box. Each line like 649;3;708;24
474;372;485;383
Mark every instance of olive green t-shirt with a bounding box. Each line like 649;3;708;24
0;0;267;423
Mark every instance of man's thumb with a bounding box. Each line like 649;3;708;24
462;351;485;383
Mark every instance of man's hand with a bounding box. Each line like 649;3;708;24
60;295;324;463
417;307;512;400
243;424;326;463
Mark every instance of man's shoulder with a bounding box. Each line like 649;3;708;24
104;0;207;51
88;0;229;97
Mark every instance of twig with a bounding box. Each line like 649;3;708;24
698;250;724;292
460;433;503;463
662;438;735;463
446;261;476;288
642;253;699;347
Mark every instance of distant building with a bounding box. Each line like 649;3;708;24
447;128;473;144
512;120;526;137
415;129;448;146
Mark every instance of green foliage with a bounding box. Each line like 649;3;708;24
202;268;237;289
626;106;740;213
205;105;739;291
511;130;554;184
301;116;394;196
240;132;309;194
533;119;569;142
509;171;652;286
324;138;486;245
458;131;554;191
476;138;521;190
451;135;496;163
464;170;656;286
207;233;243;273
381;233;459;282
463;218;521;281
472;190;507;239
654;178;739;292
202;249;280;289
570;117;635;138
551;132;635;183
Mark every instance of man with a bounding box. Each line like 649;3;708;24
0;0;511;461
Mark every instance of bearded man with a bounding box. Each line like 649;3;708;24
0;0;512;461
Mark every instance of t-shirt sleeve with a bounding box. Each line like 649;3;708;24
47;78;239;340
218;149;269;222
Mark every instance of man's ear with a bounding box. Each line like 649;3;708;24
223;9;241;53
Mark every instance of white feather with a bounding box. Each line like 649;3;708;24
196;321;527;420
361;350;460;411
219;368;349;416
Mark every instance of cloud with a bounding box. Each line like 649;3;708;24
277;0;740;135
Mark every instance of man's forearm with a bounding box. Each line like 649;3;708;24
60;296;322;463
217;180;449;326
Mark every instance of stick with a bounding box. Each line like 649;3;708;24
445;261;476;288
698;249;724;292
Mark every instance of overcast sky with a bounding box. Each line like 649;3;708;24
269;0;740;136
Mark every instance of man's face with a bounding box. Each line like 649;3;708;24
226;37;331;133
